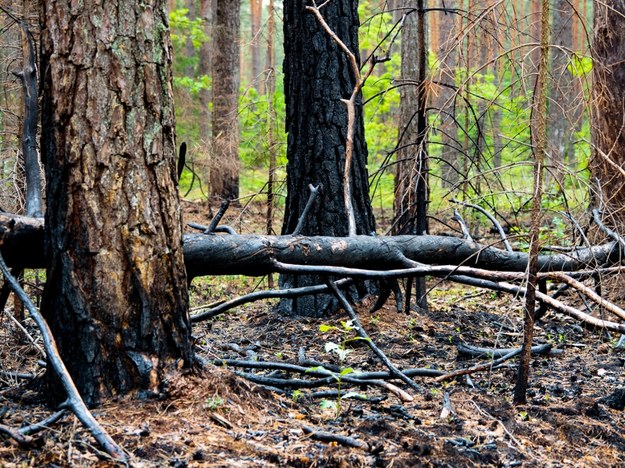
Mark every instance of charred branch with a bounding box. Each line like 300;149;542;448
0;253;126;461
0;213;621;279
13;21;42;217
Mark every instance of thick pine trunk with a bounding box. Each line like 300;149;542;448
40;0;193;406
591;1;625;225
281;0;375;316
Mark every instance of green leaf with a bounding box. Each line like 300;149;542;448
342;391;366;400
319;400;339;411
340;367;355;376
319;324;335;333
341;320;355;330
568;53;592;78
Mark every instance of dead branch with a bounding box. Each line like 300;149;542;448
457;343;560;359
451;198;512;252
326;279;420;394
191;279;354;321
450;274;625;333
435;344;553;383
291;184;320;236
206;199;231;233
302;425;370;451
12;20;42;217
0;253;126;461
19;410;67;436
225;360;414;402
545;271;625;320
0;423;36;447
306;3;376;236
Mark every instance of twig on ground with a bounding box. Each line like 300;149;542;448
457;343;559;359
326;279;421;393
307;389;384;402
440;392;455;419
436;344;552;382
469;400;527;453
19;410;67;436
230;363;414;402
2;308;44;356
0;253;126;461
302;425;370;450
0;423;36;447
0;370;35;380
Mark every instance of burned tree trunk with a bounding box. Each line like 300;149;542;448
40;0;193;406
14;21;42;217
591;1;625;225
281;0;375;316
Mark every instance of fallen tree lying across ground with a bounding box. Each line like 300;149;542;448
0;212;620;277
2;210;625;459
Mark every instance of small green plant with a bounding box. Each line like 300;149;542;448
370;314;380;327
205;394;225;411
292;389;303;403
319;320;370;363
316;320;369;417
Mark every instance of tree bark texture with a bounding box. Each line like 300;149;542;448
198;0;212;147
591;1;625;225
40;0;193;406
1;215;618;282
250;0;263;90
281;0;375;316
437;0;460;187
15;23;42;217
210;0;241;201
547;0;575;187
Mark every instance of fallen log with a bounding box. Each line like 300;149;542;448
0;213;620;279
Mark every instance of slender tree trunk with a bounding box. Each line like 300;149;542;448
210;0;241;201
40;0;193;406
591;0;625;225
184;0;196;77
199;0;212;147
438;1;460;187
280;0;376;316
250;0;263;91
547;0;574;187
514;0;549;406
265;0;276;288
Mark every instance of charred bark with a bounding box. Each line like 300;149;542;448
281;0;375;316
591;1;625;225
13;21;42;217
39;0;193;406
1;214;619;280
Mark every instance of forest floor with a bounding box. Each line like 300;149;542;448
0;200;624;467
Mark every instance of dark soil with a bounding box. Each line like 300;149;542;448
0;201;624;467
